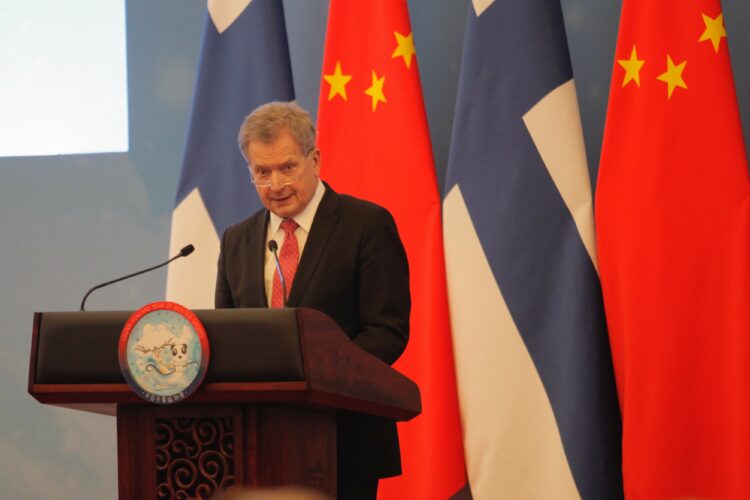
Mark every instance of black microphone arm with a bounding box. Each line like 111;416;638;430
79;244;195;311
268;240;287;307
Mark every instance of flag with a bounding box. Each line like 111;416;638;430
596;1;750;497
167;0;294;307
316;1;468;498
443;1;623;498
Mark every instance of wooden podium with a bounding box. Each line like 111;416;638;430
28;308;421;499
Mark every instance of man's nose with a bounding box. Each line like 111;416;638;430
268;172;289;189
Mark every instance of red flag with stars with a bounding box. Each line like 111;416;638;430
316;1;467;498
596;1;750;497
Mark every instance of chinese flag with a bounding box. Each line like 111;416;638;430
596;1;750;497
316;1;467;498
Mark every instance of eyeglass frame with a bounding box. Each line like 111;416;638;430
248;147;317;188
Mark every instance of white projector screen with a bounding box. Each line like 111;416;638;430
0;0;128;157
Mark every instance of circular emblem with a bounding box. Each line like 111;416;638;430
119;301;209;404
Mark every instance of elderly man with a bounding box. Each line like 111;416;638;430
215;102;410;499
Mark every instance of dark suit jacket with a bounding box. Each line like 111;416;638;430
215;183;411;479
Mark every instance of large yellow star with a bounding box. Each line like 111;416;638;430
699;12;727;53
656;55;687;99
323;61;352;101
617;45;645;87
364;71;386;111
392;31;416;68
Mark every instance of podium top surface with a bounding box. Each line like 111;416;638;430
29;308;421;421
33;308;304;385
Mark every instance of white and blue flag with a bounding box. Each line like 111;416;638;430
443;1;622;498
167;0;294;307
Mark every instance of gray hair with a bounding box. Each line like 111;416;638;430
238;101;316;160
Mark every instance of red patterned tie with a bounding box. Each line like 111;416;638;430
271;219;299;308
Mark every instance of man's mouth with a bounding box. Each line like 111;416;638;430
271;193;293;202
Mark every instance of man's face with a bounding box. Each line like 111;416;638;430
246;129;320;219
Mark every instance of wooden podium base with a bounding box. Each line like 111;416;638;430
117;404;337;499
30;309;421;499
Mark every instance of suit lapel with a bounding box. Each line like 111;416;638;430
245;210;270;307
287;186;340;306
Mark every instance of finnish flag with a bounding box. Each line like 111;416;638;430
167;0;294;307
443;1;623;498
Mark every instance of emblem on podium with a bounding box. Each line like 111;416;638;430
119;301;209;404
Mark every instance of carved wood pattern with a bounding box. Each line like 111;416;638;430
155;416;235;499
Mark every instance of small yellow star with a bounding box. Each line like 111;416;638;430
617;45;645;87
392;31;416;68
699;12;727;53
364;71;386;111
323;61;352;101
656;55;687;99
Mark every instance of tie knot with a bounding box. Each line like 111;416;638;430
280;219;298;235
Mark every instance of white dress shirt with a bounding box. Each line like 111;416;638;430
263;180;326;306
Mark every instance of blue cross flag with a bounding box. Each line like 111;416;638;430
167;0;294;307
442;1;623;498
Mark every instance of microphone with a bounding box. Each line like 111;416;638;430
268;240;287;307
179;244;195;257
79;244;195;311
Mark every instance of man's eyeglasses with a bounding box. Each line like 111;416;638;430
250;164;302;188
249;149;314;188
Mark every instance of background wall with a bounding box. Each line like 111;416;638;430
1;1;748;497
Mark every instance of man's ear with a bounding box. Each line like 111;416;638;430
311;148;321;177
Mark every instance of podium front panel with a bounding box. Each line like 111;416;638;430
33;308;305;385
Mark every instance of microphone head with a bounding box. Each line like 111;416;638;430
268;240;278;252
180;244;195;257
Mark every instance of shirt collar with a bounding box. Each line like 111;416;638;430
268;179;326;234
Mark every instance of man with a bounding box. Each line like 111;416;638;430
215;101;411;499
